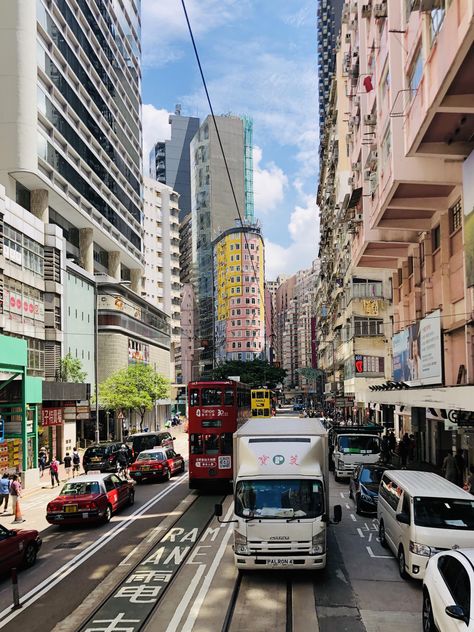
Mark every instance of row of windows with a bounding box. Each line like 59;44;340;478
47;0;139;139
72;0;140;105
3;225;44;276
230;298;260;305
38;88;141;222
41;9;124;149
39;47;140;196
230;330;261;337
231;342;262;349
231;308;260;316
231;320;260;327
39;137;141;251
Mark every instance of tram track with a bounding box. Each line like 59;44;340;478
221;572;295;632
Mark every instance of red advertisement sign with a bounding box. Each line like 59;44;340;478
41;408;63;427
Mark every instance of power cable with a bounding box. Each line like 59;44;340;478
180;0;274;356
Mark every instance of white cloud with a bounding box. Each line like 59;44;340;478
141;0;251;68
142;104;172;173
253;146;288;214
264;193;319;280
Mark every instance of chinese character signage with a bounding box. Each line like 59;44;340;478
41;408;63;426
392;310;442;387
362;299;379;316
355;355;384;374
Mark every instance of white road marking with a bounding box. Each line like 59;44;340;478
0;473;187;628
345;503;350;509
368;533;373;543
366;546;392;559
350;514;357;522
357;528;364;538
176;505;235;632
340;492;345;498
164;564;206;632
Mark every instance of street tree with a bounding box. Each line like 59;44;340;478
211;359;286;389
57;352;87;383
99;363;170;430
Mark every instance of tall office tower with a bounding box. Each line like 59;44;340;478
317;0;345;138
0;1;174;458
0;0;144;380
149;106;200;222
213;224;265;364
190;115;254;373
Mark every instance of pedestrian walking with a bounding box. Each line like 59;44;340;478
388;431;396;453
398;433;410;468
63;452;72;479
381;435;391;464
408;434;416;464
50;456;60;487
117;444;129;477
72;447;81;474
39;447;48;477
442;451;458;484
9;474;24;522
454;448;466;487
0;474;10;513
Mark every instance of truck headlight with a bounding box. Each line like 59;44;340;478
310;531;326;555
234;531;250;555
337;459;344;470
409;541;431;557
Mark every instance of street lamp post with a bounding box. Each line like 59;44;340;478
94;281;100;444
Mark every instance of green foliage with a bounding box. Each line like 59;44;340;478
58;353;87;383
99;363;170;429
211;359;286;389
297;367;324;381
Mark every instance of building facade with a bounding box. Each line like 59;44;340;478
319;0;474;465
149;106;200;221
190;115;254;373
213;224;265;364
0;0;146;471
317;0;345;137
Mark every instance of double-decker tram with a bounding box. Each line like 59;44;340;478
188;380;251;489
250;388;273;417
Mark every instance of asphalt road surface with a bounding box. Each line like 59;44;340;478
0;419;423;632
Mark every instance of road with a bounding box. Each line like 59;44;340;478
0;419;423;632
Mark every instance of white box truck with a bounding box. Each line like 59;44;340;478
216;418;341;570
330;425;382;481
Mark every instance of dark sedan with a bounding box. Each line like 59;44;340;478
349;463;394;515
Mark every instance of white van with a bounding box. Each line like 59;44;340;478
377;470;474;580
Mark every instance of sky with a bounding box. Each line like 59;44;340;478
140;0;320;281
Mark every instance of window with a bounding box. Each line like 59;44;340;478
201;388;222;406
190;389;200;407
401;493;411;522
381;126;391;163
430;5;447;43
408;47;423;93
353;317;384;337
449;199;462;233
432;225;441;251
379;475;402;511
438;556;471;618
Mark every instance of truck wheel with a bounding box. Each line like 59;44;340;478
398;546;409;579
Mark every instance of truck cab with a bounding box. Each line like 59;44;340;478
331;426;382;481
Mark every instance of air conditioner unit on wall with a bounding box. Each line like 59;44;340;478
374;1;388;18
362;4;372;18
354;213;363;222
364;113;377;126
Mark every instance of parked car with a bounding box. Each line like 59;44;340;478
423;548;474;632
293;404;303;412
46;473;135;525
128;432;175;462
349;463;394;515
377;470;474;580
83;442;131;474
0;523;41;575
129;448;185;483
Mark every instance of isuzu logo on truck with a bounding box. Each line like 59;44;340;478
270;536;290;541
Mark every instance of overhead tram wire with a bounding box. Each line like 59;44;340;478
180;0;274;344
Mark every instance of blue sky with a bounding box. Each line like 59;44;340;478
141;0;320;280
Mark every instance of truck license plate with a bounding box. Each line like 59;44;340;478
268;559;293;566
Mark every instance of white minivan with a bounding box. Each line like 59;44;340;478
377;470;474;580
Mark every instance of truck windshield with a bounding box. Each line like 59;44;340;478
338;436;380;454
414;497;474;530
235;479;324;519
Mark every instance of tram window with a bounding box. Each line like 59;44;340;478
220;433;233;455
224;388;234;406
203;434;219;454
190;389;200;407
190;434;204;454
202;388;222;406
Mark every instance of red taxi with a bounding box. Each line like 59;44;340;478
46;473;135;525
128;448;185;483
0;523;41;576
